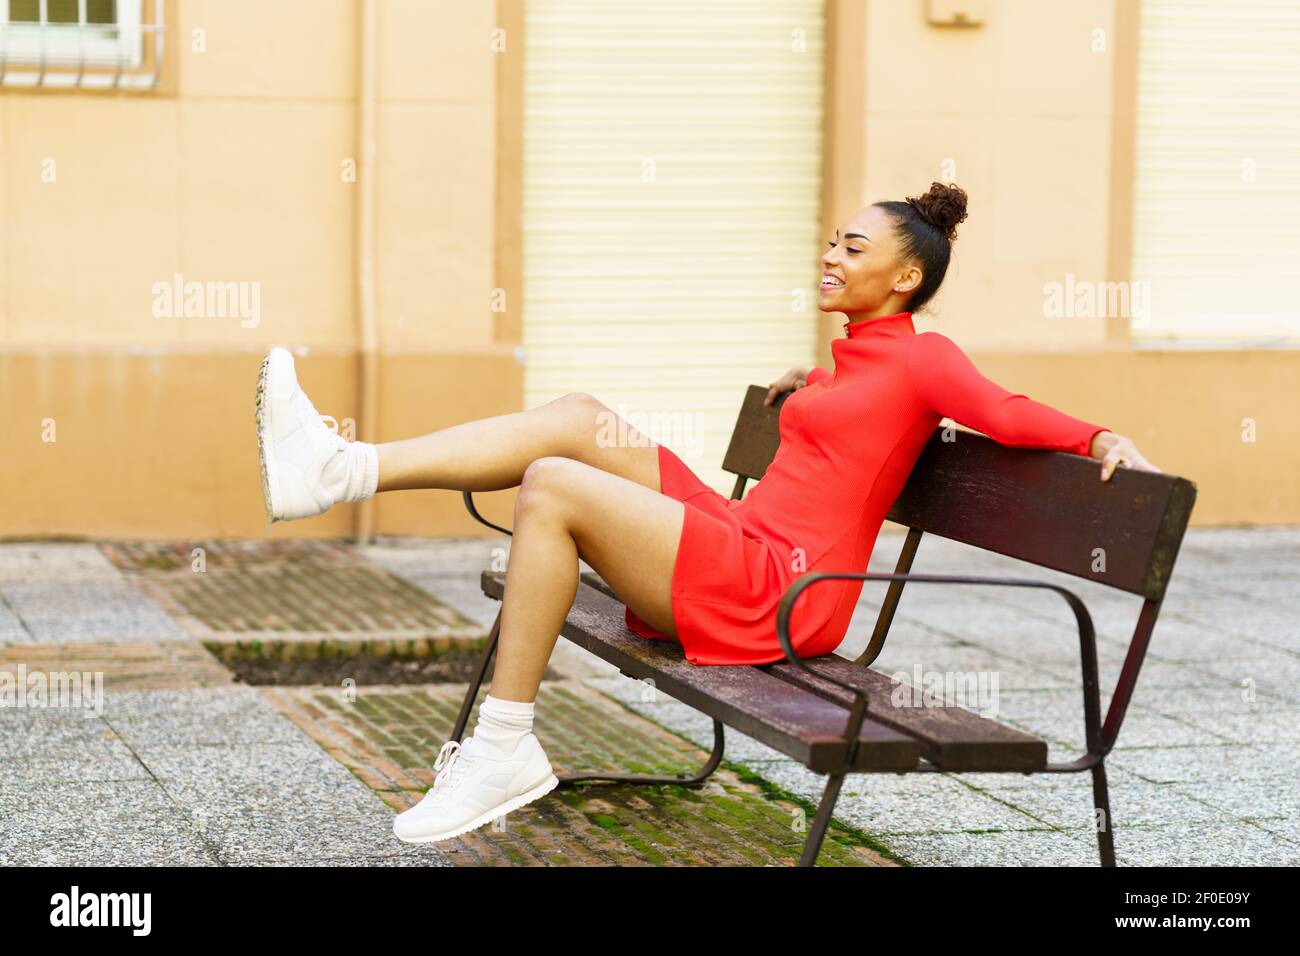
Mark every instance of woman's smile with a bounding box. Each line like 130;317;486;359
819;272;845;294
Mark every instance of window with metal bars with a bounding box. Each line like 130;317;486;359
0;0;164;88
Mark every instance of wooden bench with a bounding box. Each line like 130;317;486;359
454;385;1197;866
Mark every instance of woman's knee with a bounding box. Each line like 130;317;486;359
548;391;606;422
548;392;610;445
515;456;580;519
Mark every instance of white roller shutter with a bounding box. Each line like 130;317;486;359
1132;0;1300;345
523;0;827;490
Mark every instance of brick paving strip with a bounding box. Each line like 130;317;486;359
263;681;901;867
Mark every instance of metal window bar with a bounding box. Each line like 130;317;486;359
0;0;164;89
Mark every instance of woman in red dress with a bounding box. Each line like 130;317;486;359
256;182;1159;843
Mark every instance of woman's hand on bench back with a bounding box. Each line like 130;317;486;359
765;366;815;406
1089;430;1161;482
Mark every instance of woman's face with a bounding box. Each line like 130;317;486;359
818;205;922;317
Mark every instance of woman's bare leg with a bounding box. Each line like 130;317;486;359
375;392;661;493
373;392;685;701
490;456;685;702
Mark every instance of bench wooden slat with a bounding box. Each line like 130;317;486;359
579;569;1046;770
890;432;1196;601
720;388;789;481
482;572;921;774
765;657;1048;772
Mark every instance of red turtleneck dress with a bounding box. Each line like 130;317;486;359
625;311;1109;666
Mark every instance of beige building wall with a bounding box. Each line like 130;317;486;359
820;0;1298;526
1;0;1294;537
1;0;522;540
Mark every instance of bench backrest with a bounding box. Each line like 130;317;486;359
722;385;1196;601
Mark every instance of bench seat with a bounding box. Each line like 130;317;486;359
483;570;1047;774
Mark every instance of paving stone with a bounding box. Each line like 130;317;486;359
1115;821;1300;866
1193;580;1300;622
887;828;1103;866
1103;658;1230;693
869;649;1077;695
135;738;372;790
1140;618;1264;662
0;544;186;644
132;740;438;865
1162;599;1300;654
931;764;1090;789
365;537;512;579
1178;655;1300;704
1104;743;1298;785
0;705;119;757
1022;710;1231;749
0;543;123;581
1170;703;1300;746
1170;775;1294;822
1250;816;1300;845
104;686;308;747
978;776;1232;831
0;599;30;642
2;579;185;644
1128;679;1290;717
1;733;148;786
832;780;1055;837
0;779;217;866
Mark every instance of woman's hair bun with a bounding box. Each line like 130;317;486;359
906;182;968;241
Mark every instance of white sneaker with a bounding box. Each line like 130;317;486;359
392;734;559;844
255;347;347;522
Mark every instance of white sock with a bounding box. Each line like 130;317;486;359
472;695;535;754
320;441;378;504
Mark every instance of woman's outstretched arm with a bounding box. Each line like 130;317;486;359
905;331;1159;481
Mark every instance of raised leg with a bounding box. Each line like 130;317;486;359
376;392;663;493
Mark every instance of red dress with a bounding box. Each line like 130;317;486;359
625;311;1109;666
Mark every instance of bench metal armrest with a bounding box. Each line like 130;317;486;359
775;571;1104;760
462;491;512;537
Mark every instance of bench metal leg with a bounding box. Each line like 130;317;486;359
799;773;847;867
557;719;725;789
1091;759;1117;866
452;607;725;788
451;608;501;743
